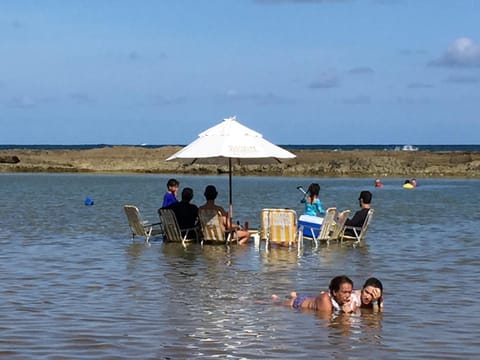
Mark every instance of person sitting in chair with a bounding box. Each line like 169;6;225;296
199;185;250;245
338;190;372;237
163;187;199;239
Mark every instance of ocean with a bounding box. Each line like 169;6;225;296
1;144;480;151
0;173;479;359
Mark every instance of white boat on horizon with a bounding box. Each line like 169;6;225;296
395;144;419;151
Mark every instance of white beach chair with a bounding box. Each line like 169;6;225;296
123;205;162;242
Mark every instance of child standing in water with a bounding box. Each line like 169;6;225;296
304;183;325;216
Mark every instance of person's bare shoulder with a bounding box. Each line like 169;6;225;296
314;292;333;312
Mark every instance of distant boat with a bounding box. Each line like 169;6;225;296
401;145;419;151
395;145;419;151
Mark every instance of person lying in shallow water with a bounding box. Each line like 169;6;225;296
272;275;355;313
351;277;383;312
273;275;383;313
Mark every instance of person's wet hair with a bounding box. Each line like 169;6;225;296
329;275;353;292
204;185;218;200
362;277;383;292
307;183;320;197
167;178;179;187
181;187;193;202
359;190;372;204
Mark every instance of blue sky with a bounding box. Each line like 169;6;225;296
1;0;479;145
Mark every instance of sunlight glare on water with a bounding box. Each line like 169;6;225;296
0;173;479;359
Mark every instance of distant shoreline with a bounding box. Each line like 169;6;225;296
1;146;480;178
1;144;480;152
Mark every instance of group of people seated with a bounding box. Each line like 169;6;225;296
162;178;373;245
160;179;250;244
273;275;383;314
302;182;373;238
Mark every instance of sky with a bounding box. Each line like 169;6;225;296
1;0;479;145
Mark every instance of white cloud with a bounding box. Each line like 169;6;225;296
444;75;479;84
255;0;351;4
347;67;374;75
407;82;434;89
153;95;188;106
308;71;340;89
70;92;95;104
429;37;480;67
219;90;294;105
342;95;371;104
8;95;37;109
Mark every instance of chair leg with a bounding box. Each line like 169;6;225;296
181;233;187;248
252;233;260;249
144;226;154;243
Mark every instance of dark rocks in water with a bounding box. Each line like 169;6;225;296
0;155;20;164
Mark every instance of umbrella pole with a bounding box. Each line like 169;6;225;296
229;158;233;226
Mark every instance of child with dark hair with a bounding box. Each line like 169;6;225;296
162;178;179;208
304;183;325;216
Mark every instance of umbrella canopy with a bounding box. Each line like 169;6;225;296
166;116;296;220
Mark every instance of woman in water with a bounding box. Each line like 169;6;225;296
351;277;383;312
274;276;383;313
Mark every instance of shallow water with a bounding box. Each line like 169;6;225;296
0;173;479;359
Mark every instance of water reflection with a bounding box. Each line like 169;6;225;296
1;174;480;358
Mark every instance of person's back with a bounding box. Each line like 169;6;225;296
198;185;227;216
199;185;250;245
166;187;198;230
304;183;325;216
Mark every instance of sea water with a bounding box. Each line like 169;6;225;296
0;173;479;359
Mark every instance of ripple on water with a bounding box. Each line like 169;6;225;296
0;174;480;358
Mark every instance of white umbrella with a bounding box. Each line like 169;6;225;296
166;116;296;221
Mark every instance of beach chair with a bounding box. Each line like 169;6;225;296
264;208;301;250
258;208;277;242
339;209;374;244
158;208;199;247
123;205;162;242
299;207;337;247
198;208;235;245
254;208;277;249
329;209;351;242
251;208;275;248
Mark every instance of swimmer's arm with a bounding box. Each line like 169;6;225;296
373;297;384;312
341;300;356;313
372;288;383;311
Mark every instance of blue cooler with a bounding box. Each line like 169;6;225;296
298;215;323;238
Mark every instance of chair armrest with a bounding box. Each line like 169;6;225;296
343;225;361;230
143;221;161;229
